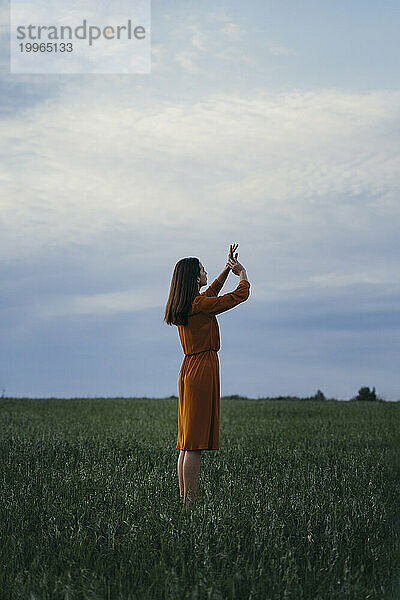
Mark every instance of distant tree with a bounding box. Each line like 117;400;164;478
356;386;378;402
313;390;326;401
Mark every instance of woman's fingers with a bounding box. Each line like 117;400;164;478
228;243;238;261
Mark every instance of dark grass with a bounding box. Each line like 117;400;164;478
0;396;399;599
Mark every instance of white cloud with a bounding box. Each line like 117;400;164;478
267;41;295;56
151;43;165;72
165;17;248;73
174;50;199;73
218;22;242;41
207;9;234;24
1;87;399;305
191;29;208;51
251;271;400;305
38;287;164;317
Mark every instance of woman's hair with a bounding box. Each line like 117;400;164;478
164;257;200;326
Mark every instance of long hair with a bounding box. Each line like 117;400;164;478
164;257;200;326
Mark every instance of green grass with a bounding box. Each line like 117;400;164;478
0;396;399;599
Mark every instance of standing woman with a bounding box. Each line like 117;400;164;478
164;244;251;507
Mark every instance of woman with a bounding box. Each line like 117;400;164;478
164;244;251;508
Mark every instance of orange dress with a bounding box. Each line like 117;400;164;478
176;277;251;451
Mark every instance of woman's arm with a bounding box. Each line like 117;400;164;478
216;264;230;287
239;268;248;283
200;264;230;298
196;280;250;316
199;255;250;315
200;244;237;297
216;243;238;286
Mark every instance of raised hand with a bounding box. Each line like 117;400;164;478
228;254;245;276
228;243;239;265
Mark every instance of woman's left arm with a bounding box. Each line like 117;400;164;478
216;264;230;287
216;243;238;286
200;264;230;298
200;244;238;297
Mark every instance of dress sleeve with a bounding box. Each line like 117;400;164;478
196;280;250;316
199;278;223;297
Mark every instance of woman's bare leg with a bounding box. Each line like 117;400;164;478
183;450;202;506
177;450;185;502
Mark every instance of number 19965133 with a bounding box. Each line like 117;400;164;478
19;42;73;52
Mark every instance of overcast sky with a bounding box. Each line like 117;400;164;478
1;0;400;400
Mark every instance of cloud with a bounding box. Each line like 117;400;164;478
151;42;164;72
218;22;242;41
2;5;400;400
267;41;295;56
1;87;399;313
190;28;209;51
166;16;248;73
207;8;237;24
39;287;163;317
174;50;199;73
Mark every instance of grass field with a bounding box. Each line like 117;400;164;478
0;396;399;599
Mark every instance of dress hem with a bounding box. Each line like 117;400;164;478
176;447;219;451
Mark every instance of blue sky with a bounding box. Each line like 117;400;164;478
1;0;400;400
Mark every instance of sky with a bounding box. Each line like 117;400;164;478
1;0;400;400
